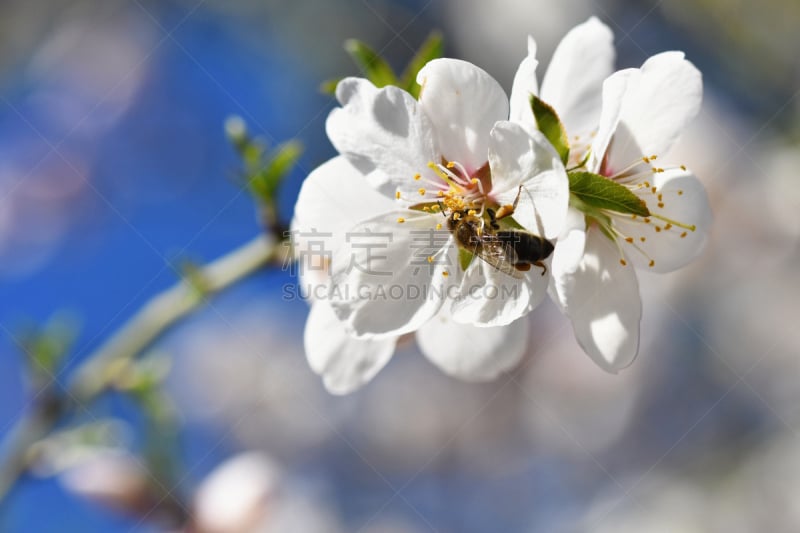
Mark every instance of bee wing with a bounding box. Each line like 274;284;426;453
474;234;525;279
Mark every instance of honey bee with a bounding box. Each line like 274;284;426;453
445;187;554;277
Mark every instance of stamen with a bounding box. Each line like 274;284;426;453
395;191;401;199
435;223;442;230
414;173;421;181
418;188;426;196
652;214;695;232
397;217;405;223
442;270;449;277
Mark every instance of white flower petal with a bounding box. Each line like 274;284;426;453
489;121;569;240
449;254;547;327
615;167;712;273
509;36;539;128
292;156;396;248
588;68;637;173
540;17;615;141
326;78;438;197
328;211;457;338
417;58;509;172
606;52;703;173
291;156;398;301
550;207;587;279
304;302;396;394
417;308;528;381
552;229;641;372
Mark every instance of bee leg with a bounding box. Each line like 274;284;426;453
486;208;500;230
534;260;548;276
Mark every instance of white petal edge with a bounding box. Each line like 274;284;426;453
489;121;569;240
550;207;588;279
417;308;528;381
540;17;615;141
417;58;509;173
326;77;439;198
509;36;539;128
588;68;637;173
304;302;396;394
328;211;457;338
615;167;712;273
551;229;641;372
449;255;546;327
606;52;703;173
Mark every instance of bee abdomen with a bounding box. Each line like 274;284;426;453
495;231;554;265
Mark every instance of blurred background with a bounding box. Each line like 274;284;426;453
0;0;798;531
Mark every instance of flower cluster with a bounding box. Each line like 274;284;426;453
292;17;711;394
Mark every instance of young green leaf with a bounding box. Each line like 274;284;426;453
568;171;651;217
319;78;341;96
344;39;398;88
249;140;304;202
401;30;444;98
530;95;570;165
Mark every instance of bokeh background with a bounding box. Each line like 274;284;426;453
1;0;799;531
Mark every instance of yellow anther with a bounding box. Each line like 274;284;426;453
655;226;662;233
644;217;651;224
395;191;401;199
652;187;657;194
657;168;665;173
625;237;634;243
418;188;426;196
678;190;684;196
680;165;687;171
471;178;479;184
453;212;461;220
467;209;477;216
658;202;665;208
414;173;421;181
422;206;430;212
620;259;627;266
650;155;658;160
649;260;655;268
442;270;450;277
644;182;651;188
397;217;405;223
435;223;442;230
680;231;687;238
640;237;646;242
446;161;456;169
427;256;434;263
643;156;651;163
664;223;672;230
658;193;663;201
437;190;445;197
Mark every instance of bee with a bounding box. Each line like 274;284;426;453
445;186;554;277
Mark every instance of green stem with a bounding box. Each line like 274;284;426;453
0;234;284;503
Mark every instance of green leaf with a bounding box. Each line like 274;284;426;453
568;171;651;217
249;140;304;202
459;248;474;271
530;95;570;165
344;39;398;88
319;78;341;96
401;30;444;98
